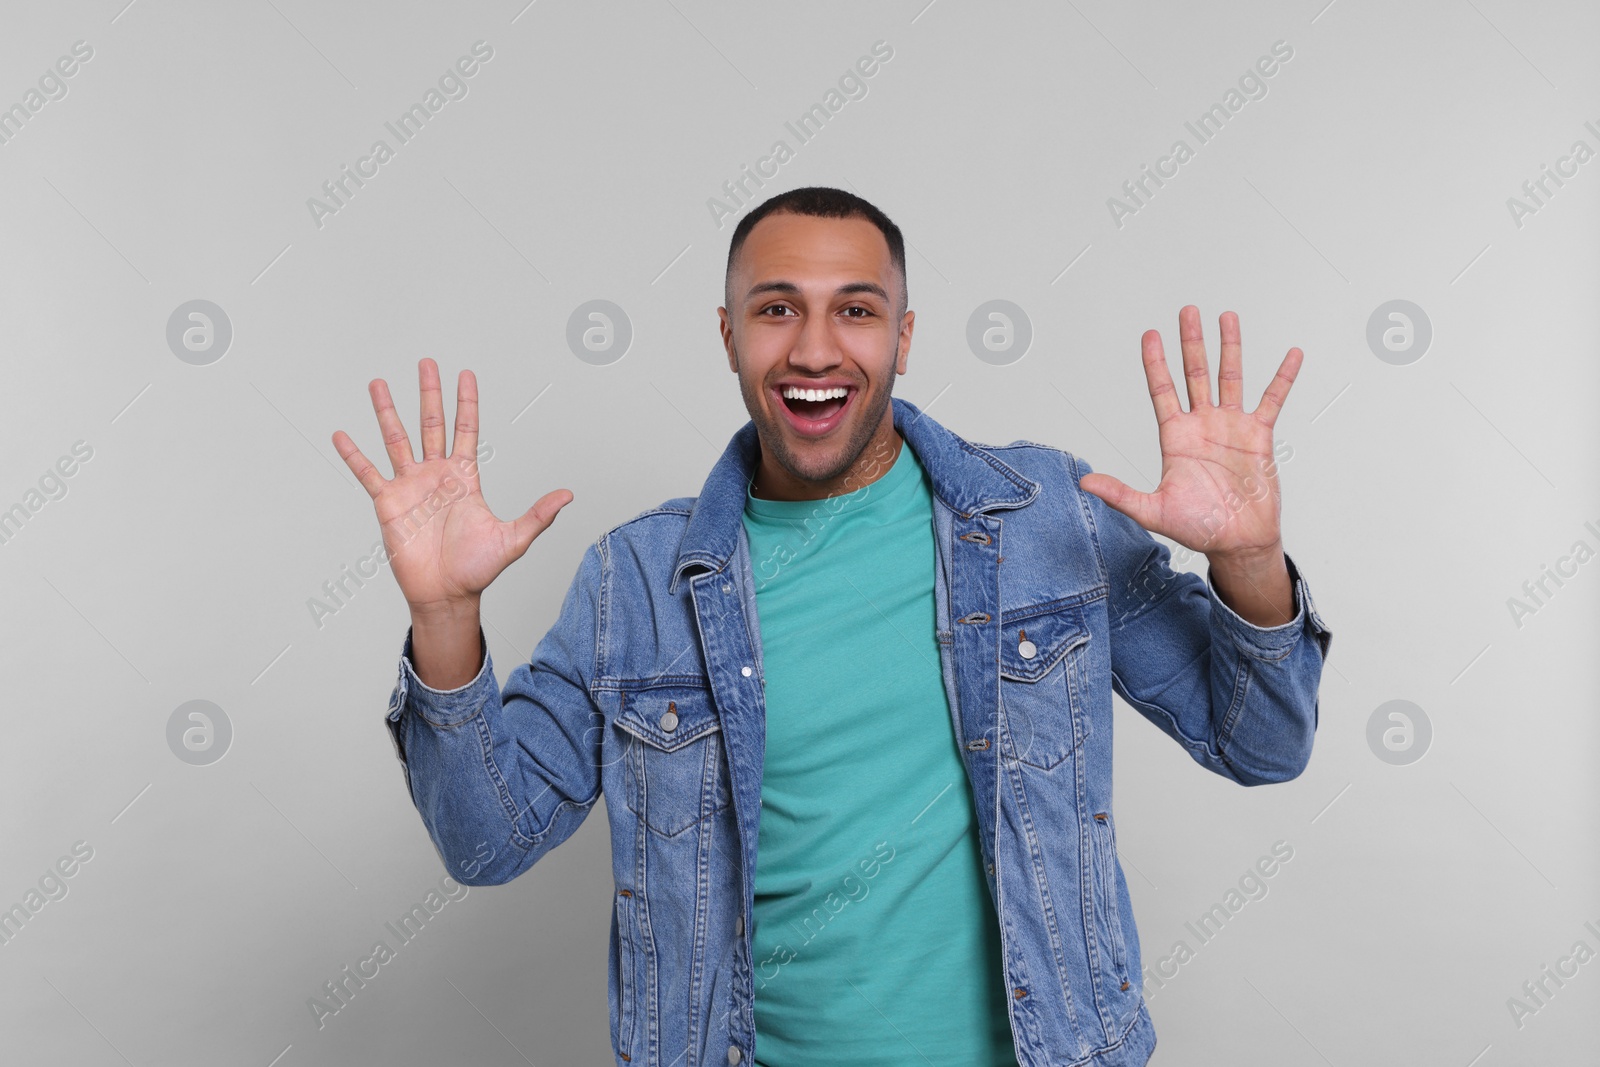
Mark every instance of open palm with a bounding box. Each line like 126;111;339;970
1079;306;1301;560
331;359;572;616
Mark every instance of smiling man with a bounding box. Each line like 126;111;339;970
721;204;911;503
341;186;1333;1067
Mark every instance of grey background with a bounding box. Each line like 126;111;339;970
2;0;1596;1063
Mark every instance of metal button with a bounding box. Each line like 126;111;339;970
734;914;744;936
741;666;752;677
728;1046;742;1065
1018;630;1036;659
660;708;678;732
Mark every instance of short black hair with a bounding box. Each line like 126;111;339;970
723;186;907;318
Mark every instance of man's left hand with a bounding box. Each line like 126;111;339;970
1079;305;1302;626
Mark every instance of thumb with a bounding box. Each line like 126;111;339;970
506;488;574;559
1079;472;1160;532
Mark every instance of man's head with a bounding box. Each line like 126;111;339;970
719;187;914;500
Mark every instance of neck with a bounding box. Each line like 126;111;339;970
750;418;903;502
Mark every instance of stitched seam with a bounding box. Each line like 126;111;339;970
616;718;720;751
1213;658;1254;774
1003;747;1083;1044
1094;818;1127;971
594;535;610;692
971;438;1056;452
1055;998;1151;1067
471;710;532;841
594;675;713;693
603;505;694;538
1065;450;1110;588
957;439;1041;502
999;586;1110;623
1000;633;1088;688
1215;662;1306;783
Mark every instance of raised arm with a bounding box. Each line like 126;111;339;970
1076;306;1332;783
333;358;598;883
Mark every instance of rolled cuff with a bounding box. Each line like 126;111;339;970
1205;552;1332;662
386;625;495;730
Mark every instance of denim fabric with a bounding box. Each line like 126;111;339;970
384;395;1333;1067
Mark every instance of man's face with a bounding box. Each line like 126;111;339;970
719;211;913;496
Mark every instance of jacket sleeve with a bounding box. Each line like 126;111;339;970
383;539;607;885
1069;452;1333;785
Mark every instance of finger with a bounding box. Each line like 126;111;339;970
1179;304;1211;409
506;488;575;559
1079;472;1161;533
450;368;480;468
1140;328;1183;426
1253;347;1304;428
419;358;447;461
331;429;388;499
369;377;416;475
1217;310;1243;409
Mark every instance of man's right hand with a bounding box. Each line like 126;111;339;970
332;358;572;683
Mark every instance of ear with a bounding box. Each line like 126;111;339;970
895;309;914;374
717;306;737;372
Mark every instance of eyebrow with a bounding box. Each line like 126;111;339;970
744;280;890;305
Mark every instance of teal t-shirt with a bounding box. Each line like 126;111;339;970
741;437;1019;1067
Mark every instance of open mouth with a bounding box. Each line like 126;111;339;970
775;385;854;437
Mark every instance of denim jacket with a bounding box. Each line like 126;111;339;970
384;395;1333;1067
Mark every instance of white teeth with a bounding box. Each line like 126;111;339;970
781;386;848;401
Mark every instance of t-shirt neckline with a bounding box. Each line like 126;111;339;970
744;438;917;520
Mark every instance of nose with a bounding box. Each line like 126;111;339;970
787;310;843;374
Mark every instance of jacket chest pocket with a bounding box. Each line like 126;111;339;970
615;685;733;838
998;601;1091;771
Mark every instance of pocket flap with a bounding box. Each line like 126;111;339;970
615;685;720;752
999;602;1089;682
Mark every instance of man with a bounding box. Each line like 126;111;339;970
333;187;1332;1067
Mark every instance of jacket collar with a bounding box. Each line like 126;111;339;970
670;395;1039;591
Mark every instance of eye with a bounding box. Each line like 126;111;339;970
759;304;796;317
841;305;873;318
